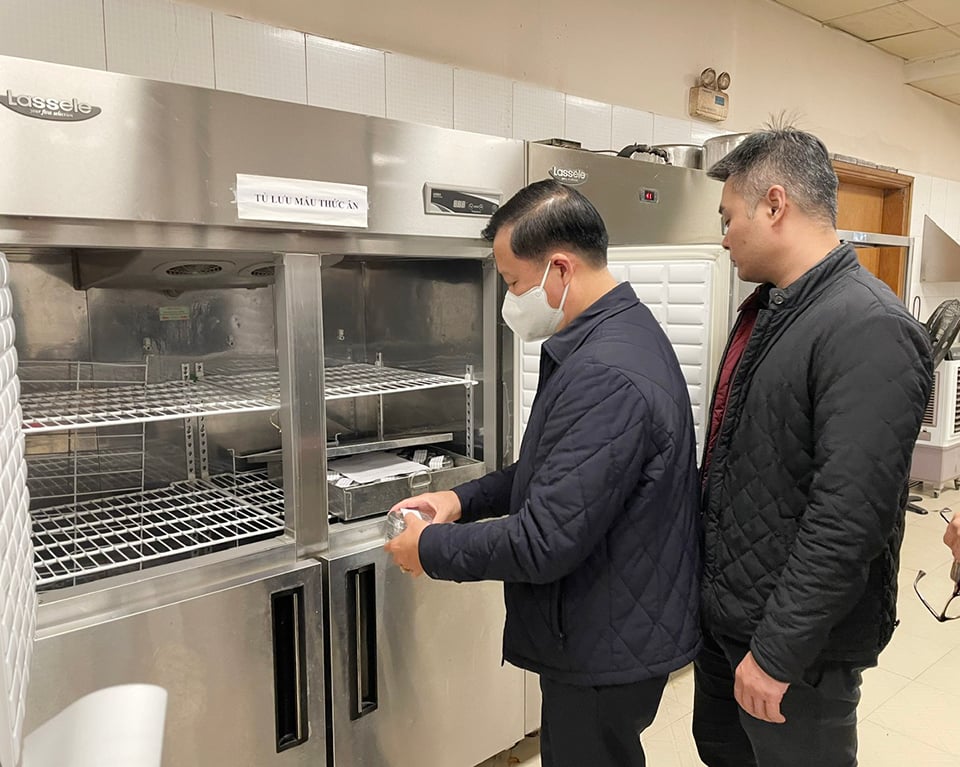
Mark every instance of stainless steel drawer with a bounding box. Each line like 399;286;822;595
327;449;484;520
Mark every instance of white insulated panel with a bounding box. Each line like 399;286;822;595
516;249;725;460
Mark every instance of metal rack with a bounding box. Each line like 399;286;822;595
206;362;477;402
30;470;284;589
20;378;279;434
26;446;144;502
322;363;476;400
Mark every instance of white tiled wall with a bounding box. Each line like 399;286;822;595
306;36;385;117
0;0;738;154
564;95;612;150
652;114;694;145
0;0;105;70
512;82;565;142
453;69;512;137
611;106;655;150
385;53;454;128
104;0;215;87
212;14;307;103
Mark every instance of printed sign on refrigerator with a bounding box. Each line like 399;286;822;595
235;174;368;228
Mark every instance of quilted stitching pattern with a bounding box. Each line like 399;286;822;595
420;284;702;685
701;246;933;683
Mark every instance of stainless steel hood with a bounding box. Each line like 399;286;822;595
920;215;960;282
0;54;524;263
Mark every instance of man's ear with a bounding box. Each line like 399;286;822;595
551;252;575;282
767;185;787;222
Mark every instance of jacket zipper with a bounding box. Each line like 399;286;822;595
551;581;565;649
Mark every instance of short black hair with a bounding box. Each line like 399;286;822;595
707;124;838;228
481;179;608;267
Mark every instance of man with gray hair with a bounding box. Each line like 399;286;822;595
693;126;932;766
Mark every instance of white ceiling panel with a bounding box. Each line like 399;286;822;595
830;4;937;40
911;72;960;95
905;0;960;26
872;27;960;58
773;0;895;22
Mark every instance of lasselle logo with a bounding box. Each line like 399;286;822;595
0;89;101;122
548;166;588;186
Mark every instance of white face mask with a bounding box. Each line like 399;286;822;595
501;261;570;342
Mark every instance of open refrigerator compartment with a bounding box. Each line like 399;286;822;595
30;469;284;590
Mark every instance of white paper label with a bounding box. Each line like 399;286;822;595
235;174;368;228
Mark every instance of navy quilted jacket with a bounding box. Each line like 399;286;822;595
701;244;933;684
419;282;702;685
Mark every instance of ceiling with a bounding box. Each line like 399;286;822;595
773;0;960;105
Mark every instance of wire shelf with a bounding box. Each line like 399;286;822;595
31;471;284;589
20;379;279;435
204;371;281;402
26;449;144;501
323;363;476;400
19;358;474;441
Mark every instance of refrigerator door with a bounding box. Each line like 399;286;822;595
322;527;524;767
26;560;326;766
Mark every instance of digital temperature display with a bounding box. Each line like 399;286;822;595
423;183;501;217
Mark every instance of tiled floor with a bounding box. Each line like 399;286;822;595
478;488;960;766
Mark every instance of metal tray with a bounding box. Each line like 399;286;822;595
327;448;483;521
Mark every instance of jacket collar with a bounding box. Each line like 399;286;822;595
762;242;859;311
542;282;639;365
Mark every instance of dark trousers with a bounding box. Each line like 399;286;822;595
693;630;863;767
539;674;668;767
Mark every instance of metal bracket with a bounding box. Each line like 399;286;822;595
181;363;197;481
465;364;475;459
195;362;209;479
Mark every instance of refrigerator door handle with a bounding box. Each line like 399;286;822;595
347;564;379;720
271;586;309;752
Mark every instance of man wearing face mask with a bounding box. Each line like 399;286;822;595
384;178;702;767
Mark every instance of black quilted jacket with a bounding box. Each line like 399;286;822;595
419;283;702;685
701;244;933;684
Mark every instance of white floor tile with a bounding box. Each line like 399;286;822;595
867;681;960;756
858;720;960;765
914;646;960;696
858;666;912;718
877;619;957;678
642;713;706;767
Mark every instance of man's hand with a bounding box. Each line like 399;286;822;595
384;513;430;576
734;651;790;724
390;490;462;524
945;510;960;562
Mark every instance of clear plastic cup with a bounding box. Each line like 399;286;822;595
383;508;435;540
